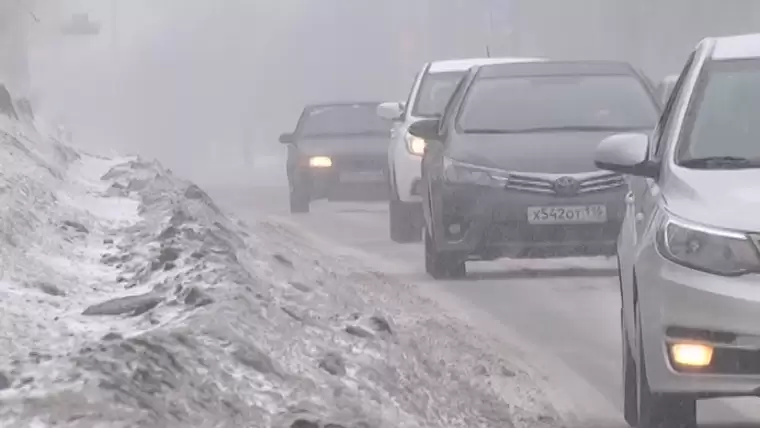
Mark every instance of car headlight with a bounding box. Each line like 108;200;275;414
657;216;760;276
308;156;332;168
405;132;426;156
443;157;509;188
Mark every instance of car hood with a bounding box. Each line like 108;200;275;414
662;167;760;232
295;135;389;156
447;130;620;174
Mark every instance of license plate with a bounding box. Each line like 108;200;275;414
527;205;607;224
339;170;385;182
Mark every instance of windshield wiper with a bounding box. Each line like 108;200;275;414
462;125;648;134
679;156;760;169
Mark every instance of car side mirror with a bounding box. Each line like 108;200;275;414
594;133;658;178
279;132;294;144
376;101;404;121
408;118;441;142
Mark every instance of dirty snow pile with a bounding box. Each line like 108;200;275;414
0;116;561;428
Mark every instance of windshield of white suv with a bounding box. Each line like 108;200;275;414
457;74;659;133
298;104;391;137
411;71;465;117
677;59;760;166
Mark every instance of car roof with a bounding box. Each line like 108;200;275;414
303;101;382;110
709;33;760;61
427;57;544;73
474;60;640;79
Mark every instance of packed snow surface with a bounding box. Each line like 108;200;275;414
0;116;561;427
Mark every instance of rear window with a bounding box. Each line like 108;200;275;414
457;74;659;133
298;104;391;137
412;71;465;117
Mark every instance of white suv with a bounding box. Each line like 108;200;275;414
377;57;543;243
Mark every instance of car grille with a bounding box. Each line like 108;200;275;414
506;172;625;195
487;221;622;243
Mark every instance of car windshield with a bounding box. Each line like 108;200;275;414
457;74;659;133
677;60;760;166
298;104;391;137
411;71;465;117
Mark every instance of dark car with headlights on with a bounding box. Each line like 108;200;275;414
413;60;661;278
280;102;393;213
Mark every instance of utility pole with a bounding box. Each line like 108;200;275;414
484;5;493;57
111;0;118;56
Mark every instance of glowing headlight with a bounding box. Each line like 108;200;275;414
670;343;713;367
657;216;760;276
308;156;332;168
443;157;509;188
405;133;426;155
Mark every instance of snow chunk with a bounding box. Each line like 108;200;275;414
0;116;561;428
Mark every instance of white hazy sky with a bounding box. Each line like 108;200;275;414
28;1;307;185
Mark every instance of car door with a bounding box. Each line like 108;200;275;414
390;68;425;189
621;51;697;340
422;73;471;241
286;109;310;182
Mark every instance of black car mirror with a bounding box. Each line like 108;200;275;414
279;133;294;144
408;118;441;141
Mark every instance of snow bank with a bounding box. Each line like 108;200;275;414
0;116;560;428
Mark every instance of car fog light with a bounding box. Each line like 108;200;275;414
671;343;713;367
448;224;461;235
309;156;332;168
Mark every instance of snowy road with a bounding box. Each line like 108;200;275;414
212;185;760;428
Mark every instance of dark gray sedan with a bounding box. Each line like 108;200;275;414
412;60;661;279
280;102;393;213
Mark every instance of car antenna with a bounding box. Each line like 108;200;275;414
485;44;491;58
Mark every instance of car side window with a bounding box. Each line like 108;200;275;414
651;52;696;160
438;75;469;136
404;71;422;118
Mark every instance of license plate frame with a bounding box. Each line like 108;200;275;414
338;170;386;183
527;204;607;225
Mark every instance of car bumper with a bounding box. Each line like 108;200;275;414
637;246;760;398
299;167;389;201
433;184;625;259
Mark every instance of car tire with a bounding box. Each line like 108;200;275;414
289;185;310;214
389;199;422;243
635;301;697;428
424;227;466;279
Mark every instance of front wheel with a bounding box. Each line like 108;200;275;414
424;227;466;279
635;302;697;428
622;309;638;427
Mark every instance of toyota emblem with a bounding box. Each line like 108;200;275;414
553;176;581;196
